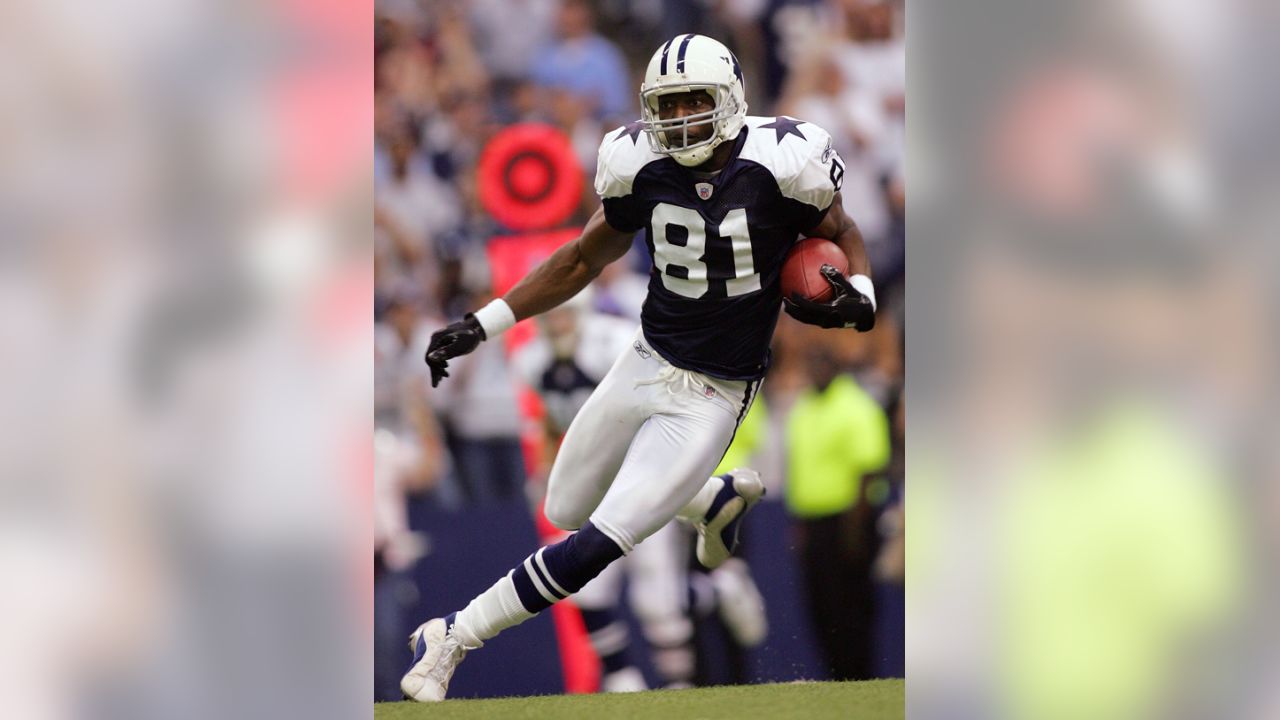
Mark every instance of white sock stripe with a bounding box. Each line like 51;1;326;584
534;547;571;598
523;557;561;604
526;551;566;599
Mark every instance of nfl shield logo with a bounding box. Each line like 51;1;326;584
695;182;714;200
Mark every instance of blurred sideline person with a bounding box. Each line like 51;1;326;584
372;427;437;700
373;291;443;699
515;291;650;692
404;34;876;702
514;290;767;691
696;397;770;684
427;287;527;507
531;0;632;126
785;345;890;680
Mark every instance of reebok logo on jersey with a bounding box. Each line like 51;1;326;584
633;341;651;359
695;182;714;200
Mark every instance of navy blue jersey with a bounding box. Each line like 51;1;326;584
595;116;846;380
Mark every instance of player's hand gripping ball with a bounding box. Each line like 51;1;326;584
424;315;486;387
781;238;875;331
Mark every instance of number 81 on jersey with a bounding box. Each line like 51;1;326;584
650;203;760;299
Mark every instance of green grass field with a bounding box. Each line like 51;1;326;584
375;679;903;720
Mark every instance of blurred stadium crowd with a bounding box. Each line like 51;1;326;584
8;0;1280;715
373;0;905;700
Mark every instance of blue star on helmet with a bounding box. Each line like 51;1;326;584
615;120;645;145
760;116;807;144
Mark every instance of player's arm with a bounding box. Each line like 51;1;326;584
423;206;633;387
784;192;878;331
504;207;634;320
806;192;870;278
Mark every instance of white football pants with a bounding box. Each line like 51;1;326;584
544;329;759;553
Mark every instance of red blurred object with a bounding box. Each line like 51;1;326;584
486;229;579;296
534;508;601;693
780;238;849;302
485;228;579;350
485;228;599;693
477;124;583;231
549;602;600;694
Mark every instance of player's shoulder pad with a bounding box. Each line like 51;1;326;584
595;121;663;199
739;115;843;211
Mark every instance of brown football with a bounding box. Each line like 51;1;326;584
780;238;849;302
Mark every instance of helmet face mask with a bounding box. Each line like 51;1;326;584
640;84;736;159
639;35;747;167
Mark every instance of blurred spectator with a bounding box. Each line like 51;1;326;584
783;52;893;252
375;10;438;120
531;0;633;125
590;258;648;321
468;0;559;86
427;289;527;506
785;344;891;680
874;389;904;582
758;0;831;102
833;0;905;193
372;421;439;700
698;397;772;685
833;0;906;132
374;125;461;313
777;0;905;296
548;86;606;195
374;289;446;699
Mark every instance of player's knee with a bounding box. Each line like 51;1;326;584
544;503;584;532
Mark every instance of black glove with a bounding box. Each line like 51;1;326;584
424;314;486;387
783;264;876;331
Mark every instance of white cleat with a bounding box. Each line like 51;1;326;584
694;468;765;569
400;617;468;702
712;558;769;648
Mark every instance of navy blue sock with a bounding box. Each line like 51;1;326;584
511;521;626;614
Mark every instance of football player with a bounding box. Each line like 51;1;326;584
403;33;875;702
514;291;767;691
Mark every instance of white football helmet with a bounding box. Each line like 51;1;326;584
639;34;747;167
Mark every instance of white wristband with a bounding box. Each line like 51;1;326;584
849;274;877;312
473;298;516;339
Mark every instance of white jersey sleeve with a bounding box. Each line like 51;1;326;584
780;125;843;214
740;116;845;226
594;122;662;232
